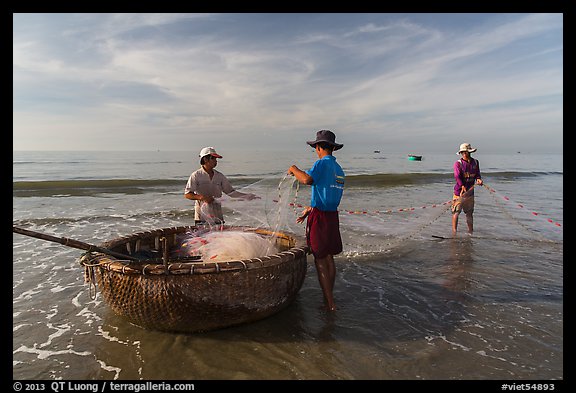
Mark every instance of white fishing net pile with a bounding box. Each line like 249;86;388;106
175;230;279;262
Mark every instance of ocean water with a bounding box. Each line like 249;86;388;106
13;150;563;382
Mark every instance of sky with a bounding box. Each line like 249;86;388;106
13;13;563;153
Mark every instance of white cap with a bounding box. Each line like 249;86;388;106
199;147;222;158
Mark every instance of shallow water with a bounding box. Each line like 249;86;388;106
13;150;562;380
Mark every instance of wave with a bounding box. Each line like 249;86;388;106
13;171;560;198
328;171;560;188
13;209;197;228
12;179;185;197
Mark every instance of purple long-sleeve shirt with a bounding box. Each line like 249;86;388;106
453;158;481;196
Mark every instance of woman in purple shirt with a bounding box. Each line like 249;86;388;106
452;143;483;235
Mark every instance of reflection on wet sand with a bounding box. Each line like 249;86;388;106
441;237;475;297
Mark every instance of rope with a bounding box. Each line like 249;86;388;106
479;183;561;243
78;252;99;300
282;184;452;218
211;173;561;249
292;180;300;217
481;183;562;228
380;200;452;250
340;200;452;216
284;176;453;250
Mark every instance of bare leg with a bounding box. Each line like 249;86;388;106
314;255;336;311
465;212;474;234
452;213;459;235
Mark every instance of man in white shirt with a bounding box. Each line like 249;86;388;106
184;147;258;225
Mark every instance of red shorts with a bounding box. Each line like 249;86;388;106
306;208;343;259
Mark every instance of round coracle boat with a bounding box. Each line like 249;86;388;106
79;226;309;333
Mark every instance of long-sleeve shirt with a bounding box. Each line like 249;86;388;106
453;158;481;197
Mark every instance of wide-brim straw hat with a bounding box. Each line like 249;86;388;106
457;143;477;155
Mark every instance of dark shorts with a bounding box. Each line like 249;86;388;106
306;208;343;259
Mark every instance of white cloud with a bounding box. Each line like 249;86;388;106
13;13;563;152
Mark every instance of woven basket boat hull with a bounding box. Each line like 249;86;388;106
85;226;309;333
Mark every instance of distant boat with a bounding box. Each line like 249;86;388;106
407;154;422;161
374;150;380;153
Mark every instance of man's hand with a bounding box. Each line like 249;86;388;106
296;206;312;224
201;195;214;204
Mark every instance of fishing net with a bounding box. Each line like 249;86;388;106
210;173;454;257
205;173;303;234
172;229;279;262
184;172;562;260
171;173;300;262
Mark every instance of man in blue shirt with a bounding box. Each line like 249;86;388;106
288;130;345;311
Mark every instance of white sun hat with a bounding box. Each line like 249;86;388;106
457;143;477;155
